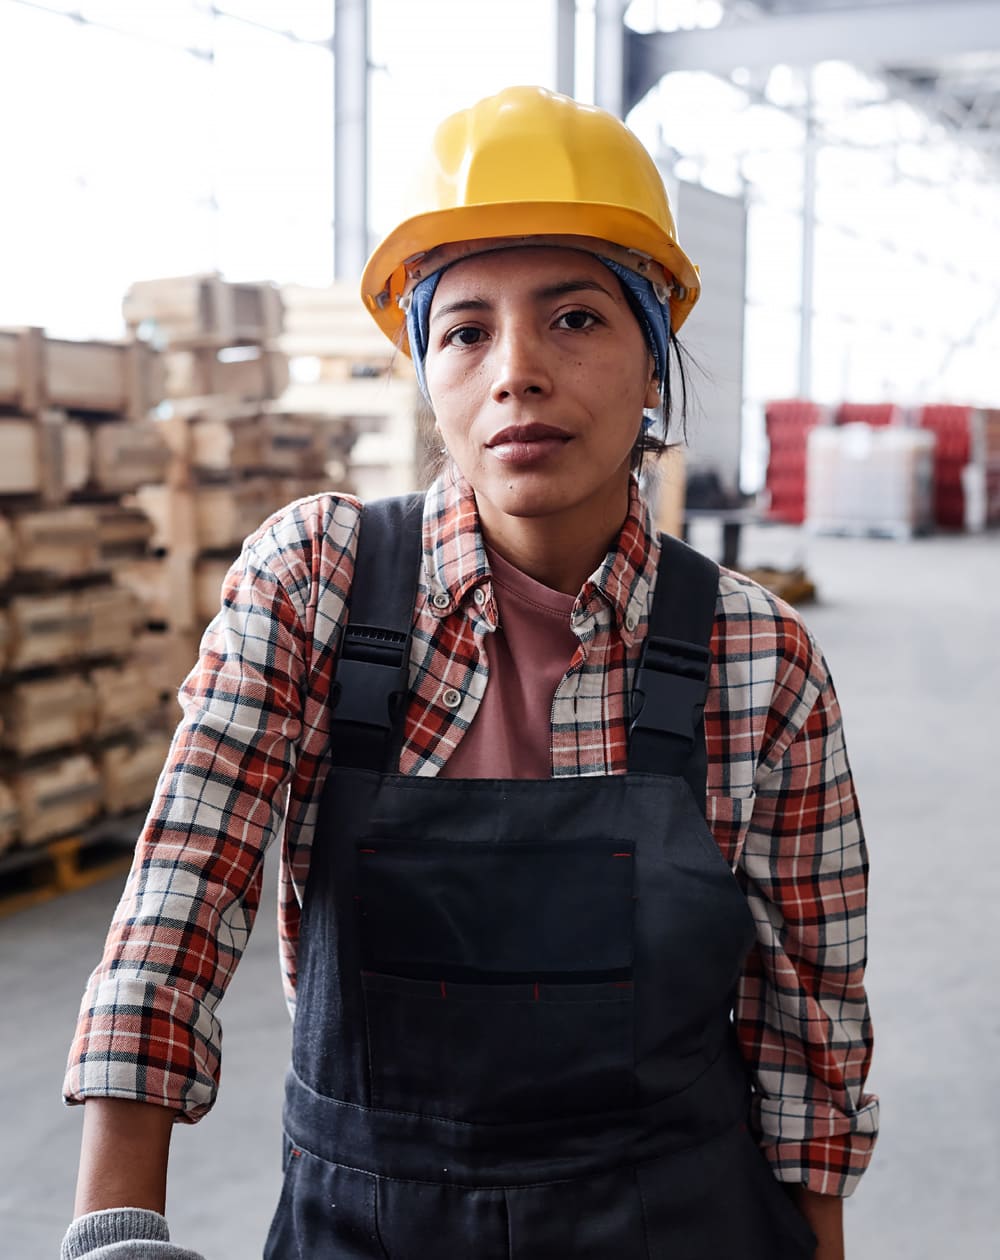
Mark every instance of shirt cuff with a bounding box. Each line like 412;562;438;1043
753;1093;880;1197
61;1209;206;1259
64;978;221;1121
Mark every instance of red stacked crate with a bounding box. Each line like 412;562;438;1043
764;400;823;524
981;410;1000;525
834;402;900;428
917;405;971;529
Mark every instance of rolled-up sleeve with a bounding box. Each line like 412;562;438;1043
63;535;308;1121
736;626;878;1196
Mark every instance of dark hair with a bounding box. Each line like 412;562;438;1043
631;327;691;474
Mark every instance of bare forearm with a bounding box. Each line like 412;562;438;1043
74;1098;176;1217
790;1187;844;1260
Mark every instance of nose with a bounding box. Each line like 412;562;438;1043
490;325;553;403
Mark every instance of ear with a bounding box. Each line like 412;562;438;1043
644;375;662;411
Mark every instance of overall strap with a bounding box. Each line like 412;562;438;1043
628;534;719;813
329;493;425;771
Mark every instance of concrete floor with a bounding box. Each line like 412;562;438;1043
1;523;997;1259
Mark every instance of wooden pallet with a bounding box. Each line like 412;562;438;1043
280;282;414;380
159;400;327;478
123;274;283;349
3;582;143;672
0;809;147;917
162;345;290;402
0;327;164;419
745;566;817;605
0;408;169;505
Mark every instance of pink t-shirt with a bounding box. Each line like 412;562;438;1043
440;545;579;780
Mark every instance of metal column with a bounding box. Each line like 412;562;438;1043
556;0;576;97
798;74;818;398
594;0;628;116
334;0;370;281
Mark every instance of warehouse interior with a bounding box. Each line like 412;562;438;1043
1;2;998;1258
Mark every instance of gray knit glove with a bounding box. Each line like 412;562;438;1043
60;1209;206;1260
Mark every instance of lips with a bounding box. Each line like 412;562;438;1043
486;422;572;447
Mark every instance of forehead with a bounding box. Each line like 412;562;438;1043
432;246;615;298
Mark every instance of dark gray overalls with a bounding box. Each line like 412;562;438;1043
264;497;817;1259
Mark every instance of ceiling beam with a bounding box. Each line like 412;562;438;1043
626;1;1000;108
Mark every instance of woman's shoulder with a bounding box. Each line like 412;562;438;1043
715;564;824;688
241;490;364;580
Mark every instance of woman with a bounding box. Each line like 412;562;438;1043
62;87;877;1260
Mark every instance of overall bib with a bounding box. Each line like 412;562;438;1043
265;498;817;1260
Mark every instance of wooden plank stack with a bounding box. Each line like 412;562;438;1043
118;274;353;698
0;327;175;857
280;282;435;497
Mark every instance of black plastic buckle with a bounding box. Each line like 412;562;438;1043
332;624;409;731
629;635;712;744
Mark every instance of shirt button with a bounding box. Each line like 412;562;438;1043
442;687;462;709
432;591;450;610
625;610;639;632
473;587;486;607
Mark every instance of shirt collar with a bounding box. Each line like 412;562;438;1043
422;472;659;647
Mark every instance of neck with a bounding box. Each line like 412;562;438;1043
476;483;631;596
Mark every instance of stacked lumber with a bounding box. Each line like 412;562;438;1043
0;327;174;856
124;274;287;403
0;327;164;422
118;275;350;698
0;329;168;502
280;282;434;497
0;555;163;850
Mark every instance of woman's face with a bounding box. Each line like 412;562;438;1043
423;246;660;537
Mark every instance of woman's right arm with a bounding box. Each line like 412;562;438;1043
74;1098;175;1217
63;496;361;1256
62;498;363;1247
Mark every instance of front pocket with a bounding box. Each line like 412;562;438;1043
356;837;637;1121
362;972;634;1121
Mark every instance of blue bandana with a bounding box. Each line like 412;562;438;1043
404;253;671;406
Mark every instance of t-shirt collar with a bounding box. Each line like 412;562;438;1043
421;472;658;647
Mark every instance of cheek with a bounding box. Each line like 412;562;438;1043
426;368;480;455
584;354;650;429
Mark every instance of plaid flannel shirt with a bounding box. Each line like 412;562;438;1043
65;473;878;1196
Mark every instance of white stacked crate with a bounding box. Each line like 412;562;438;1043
805;424;936;539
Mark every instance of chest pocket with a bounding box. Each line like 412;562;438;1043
356;837;636;1123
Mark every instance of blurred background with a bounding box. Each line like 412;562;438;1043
0;2;997;1258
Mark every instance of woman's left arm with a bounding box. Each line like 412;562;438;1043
734;621;879;1244
791;1187;844;1259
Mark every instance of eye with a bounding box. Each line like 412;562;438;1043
444;325;487;347
554;308;600;331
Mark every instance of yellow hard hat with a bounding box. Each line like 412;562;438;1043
360;85;701;352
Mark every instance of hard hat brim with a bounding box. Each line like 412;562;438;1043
361;201;702;355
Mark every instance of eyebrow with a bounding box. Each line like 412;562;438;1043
430;278;619;326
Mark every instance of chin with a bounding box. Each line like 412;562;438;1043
483;482;587;521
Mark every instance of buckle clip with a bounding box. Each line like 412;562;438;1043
332;625;409;730
630;636;711;744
